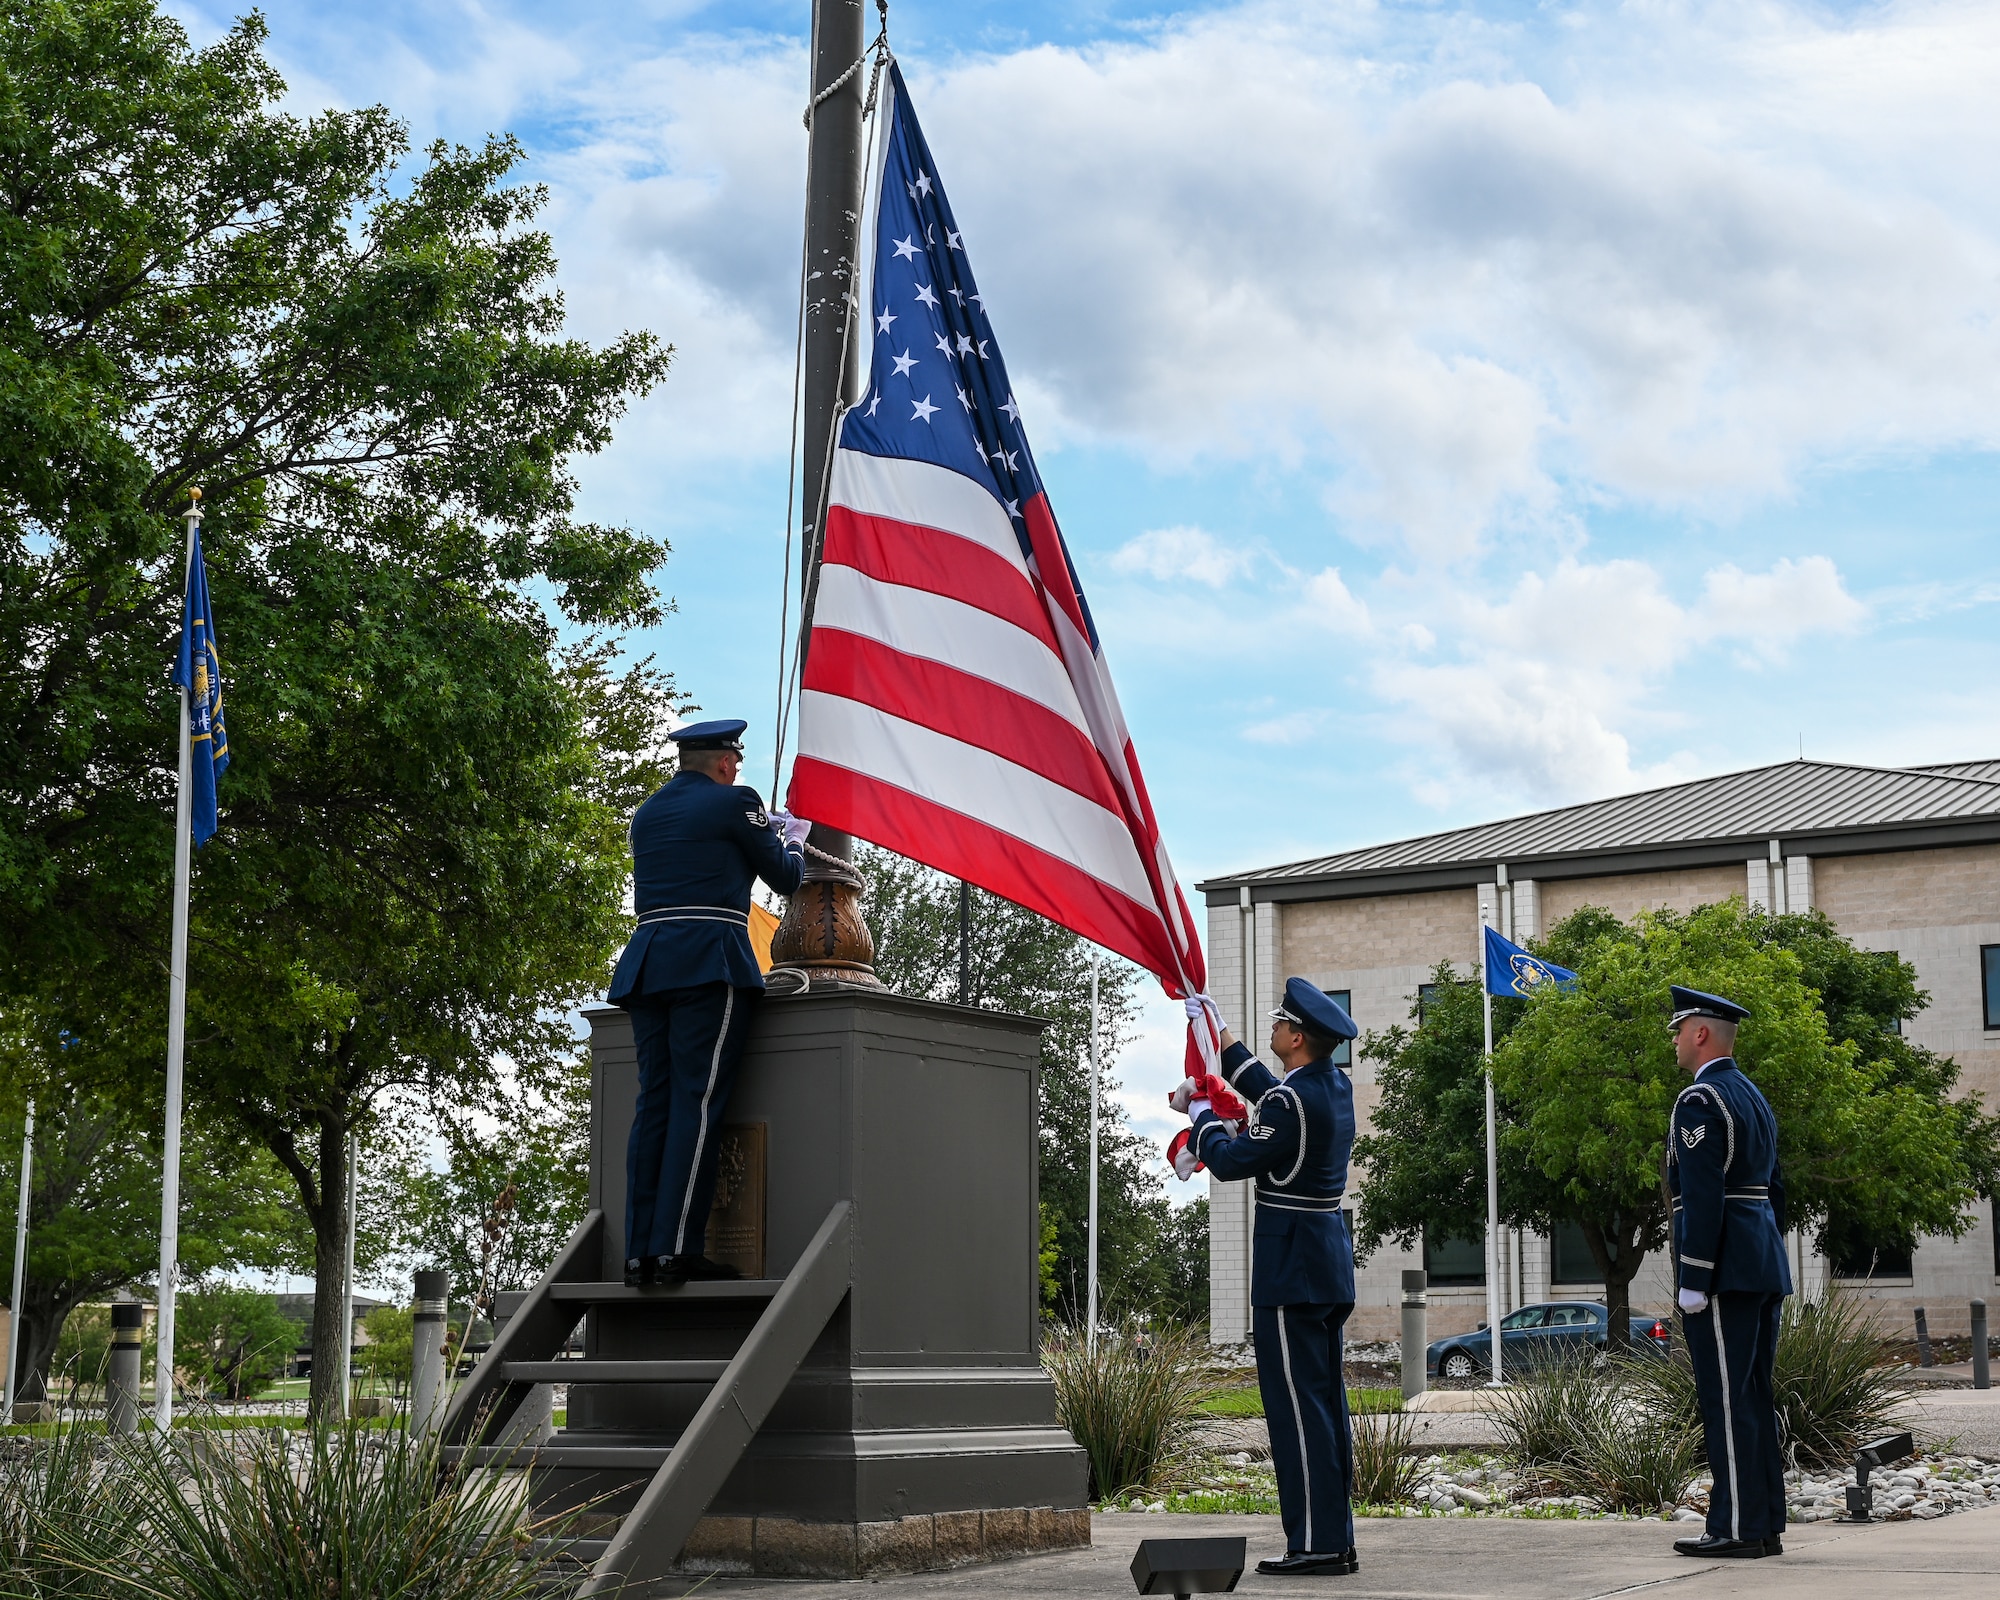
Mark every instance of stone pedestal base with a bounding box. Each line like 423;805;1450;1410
671;1505;1091;1578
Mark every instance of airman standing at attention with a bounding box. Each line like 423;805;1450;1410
607;720;810;1287
1666;985;1793;1559
1178;977;1360;1578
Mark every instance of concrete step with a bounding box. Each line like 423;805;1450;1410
546;1279;782;1304
499;1359;729;1383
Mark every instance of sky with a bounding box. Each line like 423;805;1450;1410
166;0;2000;1219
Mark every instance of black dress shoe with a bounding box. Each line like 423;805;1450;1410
1673;1534;1769;1559
664;1253;743;1282
1764;1534;1784;1556
622;1257;654;1288
1256;1551;1353;1575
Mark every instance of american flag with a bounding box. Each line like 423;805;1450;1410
790;61;1211;1020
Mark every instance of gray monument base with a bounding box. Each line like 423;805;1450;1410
553;989;1089;1576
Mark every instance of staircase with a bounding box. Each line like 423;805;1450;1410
442;1201;854;1595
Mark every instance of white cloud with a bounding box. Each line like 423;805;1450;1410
1695;557;1869;655
1110;525;1256;587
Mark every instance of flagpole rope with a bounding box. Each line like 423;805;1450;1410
772;17;893;804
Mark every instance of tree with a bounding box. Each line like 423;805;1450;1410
1355;901;1997;1349
173;1284;301;1402
858;847;1190;1322
0;3;677;1420
0;1030;304;1403
371;1061;590;1321
358;1304;414;1395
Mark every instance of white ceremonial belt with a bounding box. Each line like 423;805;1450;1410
1255;1190;1345;1213
636;906;749;927
1724;1186;1769;1200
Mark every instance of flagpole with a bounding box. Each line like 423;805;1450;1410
5;1100;33;1423
1085;953;1100;1357
1481;891;1503;1387
154;492;201;1432
340;1134;358;1421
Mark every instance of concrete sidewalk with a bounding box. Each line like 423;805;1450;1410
644;1504;2000;1599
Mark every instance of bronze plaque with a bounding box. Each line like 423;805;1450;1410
702;1122;767;1279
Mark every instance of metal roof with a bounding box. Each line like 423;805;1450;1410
1200;758;2000;896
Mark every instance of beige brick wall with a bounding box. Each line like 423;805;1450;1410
1539;864;1747;927
1281;887;1480;974
1815;844;2000;932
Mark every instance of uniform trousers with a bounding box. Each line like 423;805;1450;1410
1684;1291;1786;1542
624;982;760;1262
1254;1301;1355;1556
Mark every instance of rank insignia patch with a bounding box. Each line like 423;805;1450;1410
1680;1124;1706;1149
746;805;770;828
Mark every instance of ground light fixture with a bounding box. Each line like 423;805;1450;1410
1130;1536;1246;1597
1840;1432;1916;1522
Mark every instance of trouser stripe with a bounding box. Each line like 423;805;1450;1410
1275;1307;1312;1551
1712;1305;1740;1541
673;985;734;1255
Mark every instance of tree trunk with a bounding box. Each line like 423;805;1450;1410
13;1283;74;1408
307;1113;348;1426
1581;1218;1645;1353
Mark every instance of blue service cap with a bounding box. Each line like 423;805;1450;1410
668;718;748;752
1269;976;1358;1042
1668;985;1750;1028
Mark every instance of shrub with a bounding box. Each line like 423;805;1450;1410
1771;1293;1905;1469
0;1424;145;1598
6;1421;583;1599
1349;1408;1429;1506
1491;1351;1610;1475
1044;1317;1218;1499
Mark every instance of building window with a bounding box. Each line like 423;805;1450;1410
1423;1228;1485;1287
1552;1221;1604;1285
1417;983;1439;1025
1327;989;1352;1066
1984;946;2000;1031
1832;1241;1915;1281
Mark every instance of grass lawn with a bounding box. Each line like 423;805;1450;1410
1198;1384;1402;1418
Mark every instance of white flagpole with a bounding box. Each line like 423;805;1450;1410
1481;890;1503;1387
340;1135;358;1420
154;494;201;1432
5;1100;33;1423
1085;953;1100;1357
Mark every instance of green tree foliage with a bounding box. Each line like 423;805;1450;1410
371;1062;589;1319
0;1035;302;1402
1355;901;1996;1348
359;1304;414;1394
859;847;1195;1322
173;1284;301;1402
0;3;678;1420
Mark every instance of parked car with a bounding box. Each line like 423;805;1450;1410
1425;1301;1670;1378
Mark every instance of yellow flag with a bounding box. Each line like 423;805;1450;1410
749;903;781;974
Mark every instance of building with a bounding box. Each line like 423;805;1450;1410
1198;757;2000;1345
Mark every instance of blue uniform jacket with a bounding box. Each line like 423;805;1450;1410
606;771;806;1001
1668;1058;1793;1297
1194;1040;1356;1308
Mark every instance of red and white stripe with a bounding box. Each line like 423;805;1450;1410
790;448;1211;1024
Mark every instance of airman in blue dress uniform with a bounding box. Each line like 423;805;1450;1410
1188;977;1360;1577
1665;985;1794;1559
607;720;808;1286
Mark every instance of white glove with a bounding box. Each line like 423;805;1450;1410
1189;1098;1211;1120
770;808;813;848
1167;1076;1200;1115
1184;995;1227;1033
1678;1288;1711;1315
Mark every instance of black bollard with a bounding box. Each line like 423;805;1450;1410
107;1301;143;1435
1914;1306;1933;1367
1401;1269;1429;1401
1974;1300;1990;1391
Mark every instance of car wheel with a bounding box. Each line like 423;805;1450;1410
1441;1350;1477;1380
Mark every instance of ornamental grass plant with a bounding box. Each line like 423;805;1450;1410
1349;1407;1430;1507
1493;1350;1700;1512
1044;1317;1220;1500
0;1420;586;1600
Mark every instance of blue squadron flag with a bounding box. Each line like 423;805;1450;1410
171;525;229;845
1482;924;1577;998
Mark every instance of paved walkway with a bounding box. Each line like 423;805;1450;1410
647;1503;1999;1599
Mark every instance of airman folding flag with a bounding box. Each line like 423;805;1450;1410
172;525;229;845
788;61;1210;1033
1482;925;1577;998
